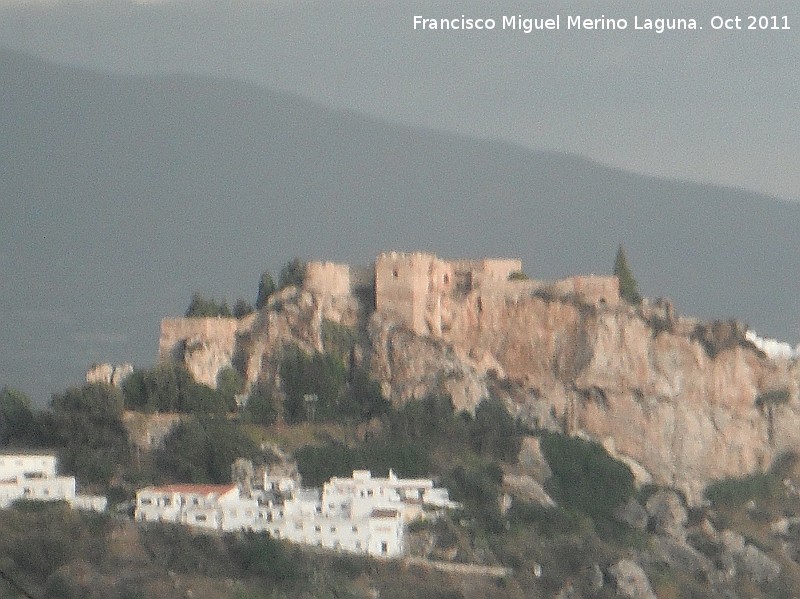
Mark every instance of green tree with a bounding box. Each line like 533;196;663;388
232;298;254;319
278;258;306;290
255;271;276;309
216;367;244;412
243;381;279;425
279;346;346;424
0;386;37;446
51;382;124;419
470;396;521;462
122;363;232;414
50;384;131;485
185;293;232;318
540;432;634;521
156;417;259;483
613;244;642;305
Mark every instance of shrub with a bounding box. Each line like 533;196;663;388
243;382;279;425
539;432;634;521
278;258;306;290
470;397;521;462
755;388;791;408
229;531;299;581
155;417;260;484
294;439;431;488
704;471;783;507
185;292;232;318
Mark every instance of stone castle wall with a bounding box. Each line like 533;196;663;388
549;275;620;306
159;317;240;387
375;252;440;336
373;252;615;336
304;261;351;296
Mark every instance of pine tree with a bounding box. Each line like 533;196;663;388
613;245;642;305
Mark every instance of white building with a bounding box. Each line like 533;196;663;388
134;470;458;558
0;453;107;511
135;483;262;531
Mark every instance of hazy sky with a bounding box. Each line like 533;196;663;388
0;0;798;200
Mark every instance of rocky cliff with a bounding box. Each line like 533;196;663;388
158;277;800;505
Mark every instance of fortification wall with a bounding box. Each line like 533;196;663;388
472;258;524;286
376;253;528;336
549;275;620;306
376;252;432;335
304;261;351;296
158;317;240;387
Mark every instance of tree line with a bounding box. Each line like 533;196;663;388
185;257;306;318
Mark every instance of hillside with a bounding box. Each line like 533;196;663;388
4;48;800;407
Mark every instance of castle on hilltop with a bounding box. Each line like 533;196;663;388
155;251;620;388
304;252;620;336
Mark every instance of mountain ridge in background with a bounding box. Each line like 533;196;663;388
2;48;798;404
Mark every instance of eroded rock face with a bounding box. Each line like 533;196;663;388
86;363;134;387
159;286;361;390
413;294;799;504
159;278;800;505
720;529;781;583
646;490;688;543
608;559;656;599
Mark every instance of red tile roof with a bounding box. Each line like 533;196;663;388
144;484;237;496
370;508;399;518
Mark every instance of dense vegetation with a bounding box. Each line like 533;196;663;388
539;431;635;521
122;363;242;414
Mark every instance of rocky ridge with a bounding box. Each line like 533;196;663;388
159;278;800;505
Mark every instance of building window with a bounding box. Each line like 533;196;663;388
314;525;321;533
392;268;399;278
381;542;388;554
195;515;207;522
352;526;358;533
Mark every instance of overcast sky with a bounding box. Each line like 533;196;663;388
1;0;798;200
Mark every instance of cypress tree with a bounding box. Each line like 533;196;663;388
613;245;642;305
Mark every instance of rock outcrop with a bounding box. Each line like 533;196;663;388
608;559;657;599
156;254;800;505
86;363;134;387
